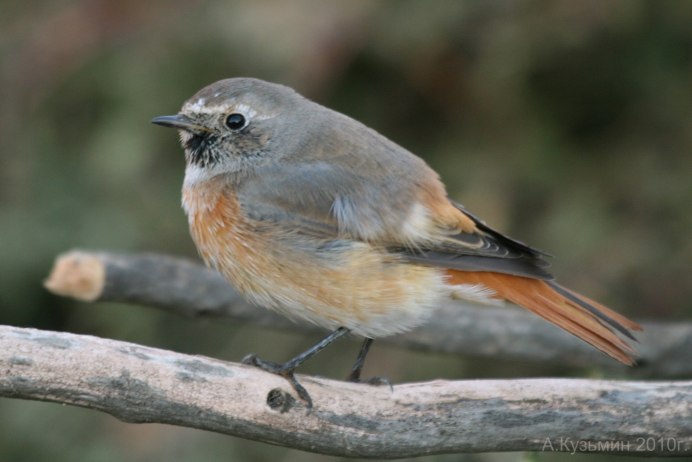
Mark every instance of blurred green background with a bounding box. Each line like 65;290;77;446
1;1;691;461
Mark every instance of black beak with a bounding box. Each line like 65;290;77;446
151;114;209;134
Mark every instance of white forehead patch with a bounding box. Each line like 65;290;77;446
184;98;207;113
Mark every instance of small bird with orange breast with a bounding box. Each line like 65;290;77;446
153;78;640;407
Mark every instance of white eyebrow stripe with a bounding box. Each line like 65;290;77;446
180;101;277;121
233;103;259;119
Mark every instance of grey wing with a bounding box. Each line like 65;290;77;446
236;159;421;241
236;153;553;280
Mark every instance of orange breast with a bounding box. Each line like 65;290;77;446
183;181;267;296
181;180;447;338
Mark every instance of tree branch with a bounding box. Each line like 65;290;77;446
45;250;692;377
1;324;689;457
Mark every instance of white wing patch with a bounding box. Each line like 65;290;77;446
331;194;385;239
400;202;435;247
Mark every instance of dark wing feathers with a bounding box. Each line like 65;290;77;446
398;202;555;280
454;202;550;259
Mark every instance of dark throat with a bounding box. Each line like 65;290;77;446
185;133;220;167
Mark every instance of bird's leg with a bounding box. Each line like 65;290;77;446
346;337;374;382
242;327;350;407
346;337;392;388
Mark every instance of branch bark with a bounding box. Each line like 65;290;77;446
1;324;690;457
45;250;692;377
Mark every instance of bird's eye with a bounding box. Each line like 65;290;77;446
225;113;247;130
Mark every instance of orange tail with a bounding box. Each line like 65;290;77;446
447;271;642;365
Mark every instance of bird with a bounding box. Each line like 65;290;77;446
152;77;641;407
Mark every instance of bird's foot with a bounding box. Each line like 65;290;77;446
242;353;313;408
346;371;393;391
